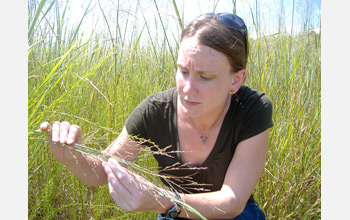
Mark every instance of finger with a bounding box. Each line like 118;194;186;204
103;162;133;195
102;162;134;209
67;124;82;145
40;122;53;139
59;121;71;144
107;180;132;210
52;121;61;142
40;122;50;130
108;158;142;194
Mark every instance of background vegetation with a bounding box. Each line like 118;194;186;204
28;0;321;219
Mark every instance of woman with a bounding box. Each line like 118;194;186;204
40;13;273;219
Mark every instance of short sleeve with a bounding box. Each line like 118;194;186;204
125;97;150;143
238;93;274;142
124;88;177;147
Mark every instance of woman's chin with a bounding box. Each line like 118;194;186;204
180;104;203;118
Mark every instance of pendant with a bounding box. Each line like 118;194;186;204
200;135;208;147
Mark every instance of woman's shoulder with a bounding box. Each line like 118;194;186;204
125;88;177;139
235;85;272;109
146;87;177;103
136;87;177;114
230;86;274;141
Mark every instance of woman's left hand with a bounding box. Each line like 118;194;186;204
102;158;164;212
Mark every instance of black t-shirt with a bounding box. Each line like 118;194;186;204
125;86;273;194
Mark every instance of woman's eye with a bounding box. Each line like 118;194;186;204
200;75;211;80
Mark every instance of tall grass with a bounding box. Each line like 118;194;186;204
248;32;321;219
28;0;320;219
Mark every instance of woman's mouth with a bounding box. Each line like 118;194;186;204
183;99;200;107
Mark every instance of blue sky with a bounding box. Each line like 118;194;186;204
62;0;321;44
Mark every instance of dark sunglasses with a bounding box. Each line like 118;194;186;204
196;13;248;59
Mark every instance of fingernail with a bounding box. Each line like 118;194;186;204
66;138;73;144
102;162;108;167
108;158;117;165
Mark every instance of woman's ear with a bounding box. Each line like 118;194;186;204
230;69;246;94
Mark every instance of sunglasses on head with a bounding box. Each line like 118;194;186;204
196;13;248;59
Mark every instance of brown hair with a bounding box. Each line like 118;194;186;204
180;14;248;73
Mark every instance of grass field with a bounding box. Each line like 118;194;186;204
28;0;320;219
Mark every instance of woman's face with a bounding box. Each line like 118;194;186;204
176;35;235;119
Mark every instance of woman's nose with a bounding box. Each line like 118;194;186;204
183;75;197;95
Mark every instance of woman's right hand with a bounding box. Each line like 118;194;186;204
40;121;84;164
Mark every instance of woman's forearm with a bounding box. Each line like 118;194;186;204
178;186;244;219
62;154;108;186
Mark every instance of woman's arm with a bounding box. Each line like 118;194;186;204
102;129;270;219
41;122;144;186
178;129;270;219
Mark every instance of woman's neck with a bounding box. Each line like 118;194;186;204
185;95;231;134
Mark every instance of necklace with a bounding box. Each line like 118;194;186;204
194;96;231;148
200;135;209;148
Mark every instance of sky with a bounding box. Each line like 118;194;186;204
57;0;321;45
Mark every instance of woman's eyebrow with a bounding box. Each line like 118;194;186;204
177;63;186;68
198;70;217;75
177;63;216;74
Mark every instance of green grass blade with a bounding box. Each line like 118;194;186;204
28;0;48;41
28;36;83;122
